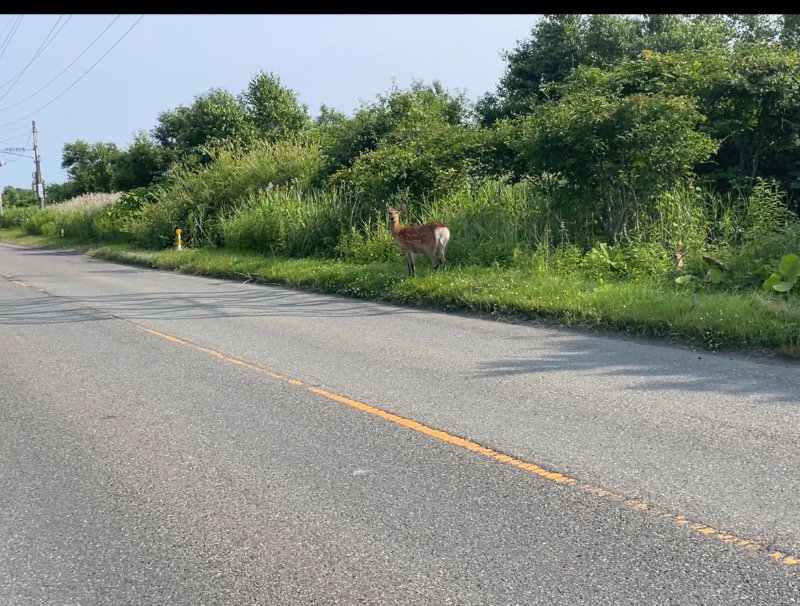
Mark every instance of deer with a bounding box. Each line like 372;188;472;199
385;203;450;277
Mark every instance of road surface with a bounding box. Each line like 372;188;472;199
1;242;799;604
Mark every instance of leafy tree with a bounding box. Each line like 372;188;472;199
478;14;764;125
61;140;122;194
152;88;257;166
486;14;584;119
43;181;79;204
605;45;800;195
240;71;310;141
782;14;800;48
2;186;37;207
723;14;781;45
504;67;718;245
328;80;488;204
112;131;173;191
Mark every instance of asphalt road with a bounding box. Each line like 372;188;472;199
1;242;799;604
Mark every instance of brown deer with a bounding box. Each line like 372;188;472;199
385;203;450;277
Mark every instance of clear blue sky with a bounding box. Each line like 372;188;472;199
0;14;539;192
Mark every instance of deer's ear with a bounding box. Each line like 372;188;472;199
399;203;407;212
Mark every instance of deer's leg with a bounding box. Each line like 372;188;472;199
427;250;438;271
407;252;415;277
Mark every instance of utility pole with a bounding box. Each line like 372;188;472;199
32;120;44;209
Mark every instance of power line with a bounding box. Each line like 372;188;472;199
0;15;144;129
0;132;32;162
0;15;17;45
0;15;74;93
0;15;120;111
0;123;32;139
0;131;30;146
0;15;72;104
0;15;24;64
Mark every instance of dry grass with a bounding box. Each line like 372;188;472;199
51;192;122;213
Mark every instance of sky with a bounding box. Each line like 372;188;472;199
0;14;539;193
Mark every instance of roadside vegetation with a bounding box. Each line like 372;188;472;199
3;14;800;358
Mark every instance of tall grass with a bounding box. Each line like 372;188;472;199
221;186;359;258
125;139;326;249
332;177;559;268
1;192;122;239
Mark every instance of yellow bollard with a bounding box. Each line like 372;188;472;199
176;228;182;251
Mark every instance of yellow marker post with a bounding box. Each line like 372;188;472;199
176;228;182;251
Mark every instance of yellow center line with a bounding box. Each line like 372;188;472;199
5;274;799;570
134;322;800;571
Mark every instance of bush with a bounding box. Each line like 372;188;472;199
220;186;356;258
125;139;326;249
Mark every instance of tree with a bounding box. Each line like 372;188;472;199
112;131;173;191
605;45;800;195
61;140;122;194
152;88;256;166
43;181;80;204
723;14;781;45
240;71;310;142
1;186;37;207
781;14;800;48
478;14;752;125
504;67;718;245
328;80;488;204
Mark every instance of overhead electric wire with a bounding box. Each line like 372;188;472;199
0;133;32;161
0;131;30;146
0;15;120;111
0;15;17;46
0;15;24;64
0;15;144;129
0;15;72;104
0;14;74;94
0;123;32;139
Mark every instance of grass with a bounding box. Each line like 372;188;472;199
3;226;800;360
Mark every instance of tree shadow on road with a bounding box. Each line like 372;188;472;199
476;330;800;406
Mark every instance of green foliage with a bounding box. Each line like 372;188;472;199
423;177;553;267
20;207;58;236
582;242;626;281
505;78;718;244
334;221;397;263
589;44;800;195
764;253;800;292
221;187;352;258
44;181;80;204
2;186;37;208
323;80;488;204
111;131;173;191
725;179;799;286
54;132;170;201
341;119;488;205
152;88;258;167
782;14;800;48
61;140;122;194
479;14;738;123
126;140;325;248
240;71;311;142
551;244;584;277
0;205;38;228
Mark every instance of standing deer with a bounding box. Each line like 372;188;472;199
385;203;450;277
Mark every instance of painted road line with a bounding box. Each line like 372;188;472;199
4;272;799;570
